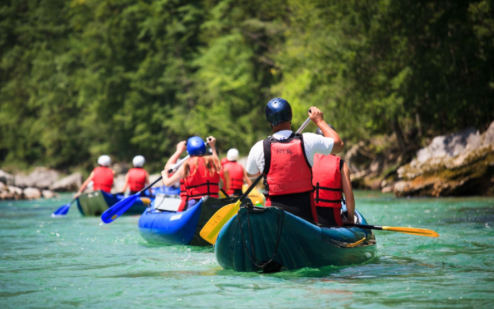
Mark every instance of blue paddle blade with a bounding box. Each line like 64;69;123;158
101;194;139;224
51;202;72;217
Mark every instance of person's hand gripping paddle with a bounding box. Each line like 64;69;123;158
200;113;313;245
101;156;189;224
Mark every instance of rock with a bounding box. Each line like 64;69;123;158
394;121;494;197
42;190;57;199
381;184;395;193
0;169;14;186
14;167;59;189
23;187;41;199
8;186;23;196
50;173;82;192
0;182;5;192
112;174;126;193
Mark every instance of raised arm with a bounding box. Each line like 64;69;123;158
340;161;355;224
164;141;187;172
162;164;185;187
308;107;344;154
121;173;130;193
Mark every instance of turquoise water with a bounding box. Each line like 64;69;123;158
1;192;493;308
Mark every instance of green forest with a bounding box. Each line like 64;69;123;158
1;0;493;172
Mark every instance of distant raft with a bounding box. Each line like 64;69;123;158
138;196;237;246
76;190;152;216
214;207;376;272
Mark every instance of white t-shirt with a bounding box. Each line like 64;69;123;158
246;130;334;175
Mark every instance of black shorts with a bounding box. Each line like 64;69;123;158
317;207;343;227
266;192;314;222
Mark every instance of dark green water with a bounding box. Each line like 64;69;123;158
1;192;493;308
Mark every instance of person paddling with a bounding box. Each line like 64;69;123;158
246;98;344;222
75;155;114;198
222;148;252;196
121;155;150;195
162;136;225;211
313;127;355;226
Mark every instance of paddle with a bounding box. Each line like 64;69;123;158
200;114;313;245
101;155;190;224
51;198;76;217
345;223;439;238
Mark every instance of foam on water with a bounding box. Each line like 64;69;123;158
1;192;494;308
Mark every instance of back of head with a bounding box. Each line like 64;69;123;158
227;148;239;161
187;136;206;157
98;155;111;167
132;155;145;168
265;98;292;127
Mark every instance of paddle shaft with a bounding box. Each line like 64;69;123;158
345;223;384;230
237;174;263;203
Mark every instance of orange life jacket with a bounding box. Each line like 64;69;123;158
263;133;313;196
312;154;342;208
93;166;113;193
127;167;147;192
223;161;244;194
184;157;220;200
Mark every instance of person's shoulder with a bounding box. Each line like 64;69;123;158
249;140;264;151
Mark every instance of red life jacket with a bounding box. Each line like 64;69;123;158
263;133;313;196
223;161;244;194
93;166;113;193
178;179;187;212
312;154;342;208
127;167;147;192
184;157;220;200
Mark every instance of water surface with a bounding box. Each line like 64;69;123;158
1;192;493;308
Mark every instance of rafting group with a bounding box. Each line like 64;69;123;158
53;98;439;273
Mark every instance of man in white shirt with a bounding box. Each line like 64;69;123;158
246;98;343;222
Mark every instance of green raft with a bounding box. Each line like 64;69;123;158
214;206;376;272
76;190;151;216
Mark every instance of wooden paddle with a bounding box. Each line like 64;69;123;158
200;114;313;245
345;223;439;237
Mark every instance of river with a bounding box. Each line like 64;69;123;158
1;192;493;308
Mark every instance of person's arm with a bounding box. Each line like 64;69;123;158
162;165;185;187
145;172;151;194
165;141;187;172
243;167;252;186
222;169;230;192
246;142;263;178
308;107;344;154
75;172;95;198
206;136;218;160
340;162;355;224
121;173;130;193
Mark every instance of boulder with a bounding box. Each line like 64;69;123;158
0;169;14;186
0;182;5;192
14;167;59;189
50;173;82;192
42;190;57;199
23;187;41;199
394;121;494;197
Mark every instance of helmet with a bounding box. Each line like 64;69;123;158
97;155;111;167
265;98;292;126
187;136;206;156
315;124;335;136
227;148;239;161
132;155;145;167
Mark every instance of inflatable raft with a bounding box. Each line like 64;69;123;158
76;190;152;216
214;206;376;272
138;196;237;246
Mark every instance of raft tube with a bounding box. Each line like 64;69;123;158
215;207;376;272
138;196;236;246
76;190;152;216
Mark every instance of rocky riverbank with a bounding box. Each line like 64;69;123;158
347;121;494;197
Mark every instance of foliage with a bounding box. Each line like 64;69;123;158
1;0;493;172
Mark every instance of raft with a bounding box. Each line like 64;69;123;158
76;190;152;216
138;196;236;246
214;206;376;272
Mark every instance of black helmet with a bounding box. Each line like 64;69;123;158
265;98;292;126
315;125;335;136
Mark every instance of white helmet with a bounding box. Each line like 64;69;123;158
227;148;239;161
133;155;145;167
97;155;111;167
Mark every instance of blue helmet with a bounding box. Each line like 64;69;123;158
187;136;206;156
265;98;292;126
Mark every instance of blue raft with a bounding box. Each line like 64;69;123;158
138;196;236;246
215;207;377;272
76;190;152;216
